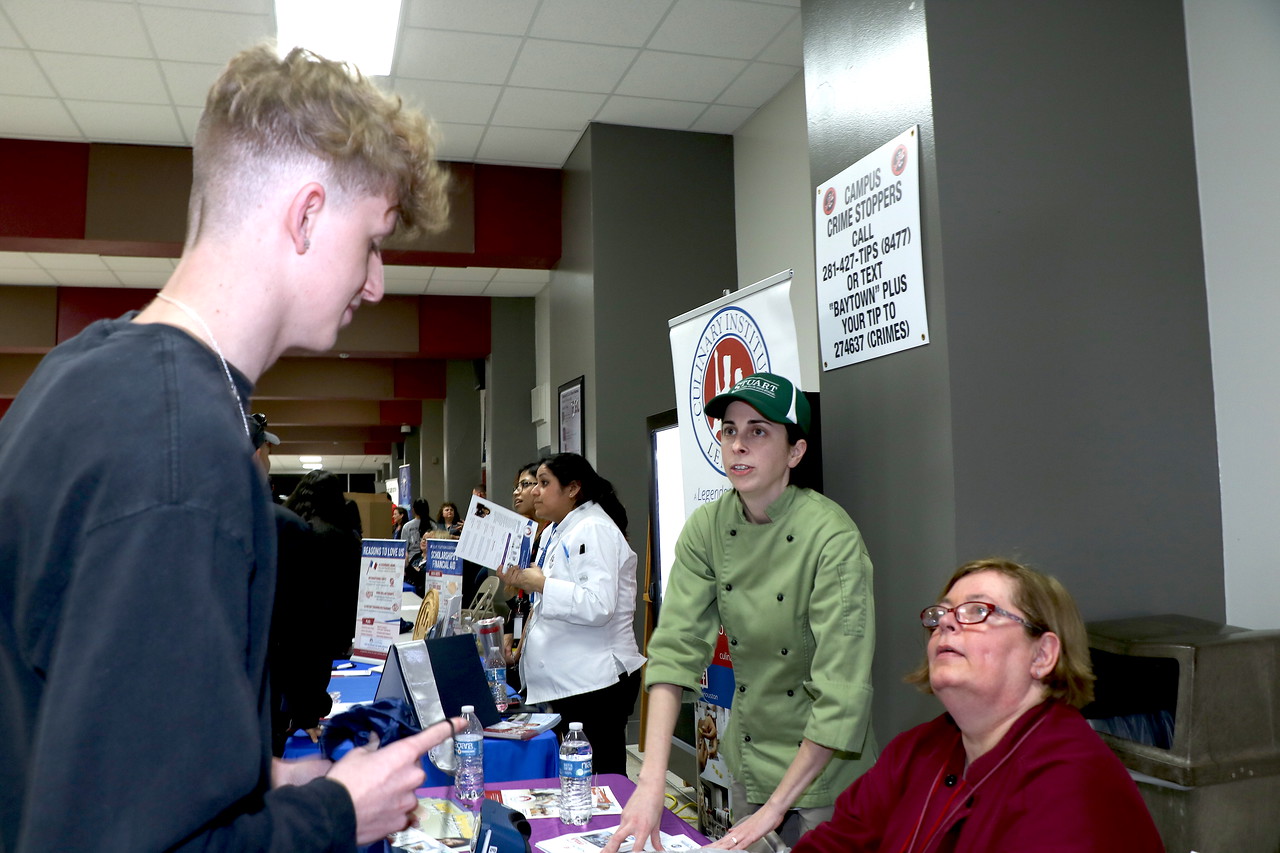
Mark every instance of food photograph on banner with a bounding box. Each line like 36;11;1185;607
558;375;584;455
815;125;929;370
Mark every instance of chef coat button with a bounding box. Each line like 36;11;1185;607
725;583;733;591
738;685;746;693
944;775;958;787
730;529;737;536
730;638;738;646
780;648;788;655
787;690;794;697
777;593;784;601
786;535;794;542
744;735;751;742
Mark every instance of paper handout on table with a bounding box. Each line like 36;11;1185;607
388;796;478;852
534;825;699;853
455;496;537;570
484;785;620;819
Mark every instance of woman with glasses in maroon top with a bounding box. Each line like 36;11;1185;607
790;559;1164;853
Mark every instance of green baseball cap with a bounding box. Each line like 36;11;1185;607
704;372;810;435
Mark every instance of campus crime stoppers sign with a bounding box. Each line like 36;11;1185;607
815;125;928;369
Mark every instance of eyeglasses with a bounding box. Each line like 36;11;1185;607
920;601;1041;632
513;480;538;492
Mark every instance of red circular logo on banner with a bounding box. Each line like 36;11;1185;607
891;144;908;176
688;306;771;475
822;187;837;215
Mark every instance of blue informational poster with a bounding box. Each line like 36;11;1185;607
398;464;412;509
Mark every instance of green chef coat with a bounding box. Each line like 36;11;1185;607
645;485;877;807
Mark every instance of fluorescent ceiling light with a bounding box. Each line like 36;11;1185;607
275;0;402;77
299;455;323;463
302;462;324;470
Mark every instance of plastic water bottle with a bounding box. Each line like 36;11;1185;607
478;622;509;712
558;722;593;825
454;705;484;804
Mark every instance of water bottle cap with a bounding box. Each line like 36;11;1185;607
461;705;475;713
569;722;583;730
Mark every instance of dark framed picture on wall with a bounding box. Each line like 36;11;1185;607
558;375;585;456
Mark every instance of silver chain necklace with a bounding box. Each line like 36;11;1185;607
154;292;251;439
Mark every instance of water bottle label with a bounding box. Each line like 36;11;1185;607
455;734;482;758
559;754;593;778
486;666;506;686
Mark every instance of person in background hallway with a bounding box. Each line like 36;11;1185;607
391;504;408;539
609;372;876;853
0;43;459;851
498;453;645;775
501;461;547;689
437;501;463;536
285;470;363;661
789;559;1164;853
403;497;432;565
252;415;331;755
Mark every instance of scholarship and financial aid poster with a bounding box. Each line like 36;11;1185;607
352;538;406;660
668;270;803;518
815;125;929;369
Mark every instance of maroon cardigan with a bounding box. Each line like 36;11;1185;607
792;700;1163;853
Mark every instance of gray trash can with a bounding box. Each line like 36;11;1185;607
1085;614;1280;853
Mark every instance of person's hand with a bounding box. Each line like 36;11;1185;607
709;805;786;849
603;776;666;853
271;756;333;788
497;563;545;593
328;717;463;845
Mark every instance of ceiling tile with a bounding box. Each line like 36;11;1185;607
757;14;802;65
0;269;56;285
144;0;270;11
38;53;170;103
384;265;436;280
529;0;672;47
717;61;797;108
431;266;496;282
140;6;271;64
492;268;551;283
490;87;606;131
47;269;121;286
27;252;111;270
509;40;637;93
4;0;151;57
394;79;502;125
432;122;484;161
650;0;796;60
617;51;745;102
396;29;522;85
0;252;40;269
160;61;224;107
690;102;755;134
175;105;202;145
63;100;185;144
483;280;546;297
595;95;704;131
0;95;81;137
111;270;169;287
383;279;429;295
404;0;539;36
0;11;20;48
476;125;581;166
101;256;176;271
426;279;488;296
0;48;55;97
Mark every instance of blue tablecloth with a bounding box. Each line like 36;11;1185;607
283;661;558;786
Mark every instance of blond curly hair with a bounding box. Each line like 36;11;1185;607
189;43;449;243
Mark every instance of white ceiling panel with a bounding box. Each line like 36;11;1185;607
528;0;671;47
64;100;185;144
492;268;550;283
432;121;484;161
0;10;21;48
394;78;503;125
691;102;757;134
0;48;55;97
651;0;797;60
0;269;56;285
140;6;272;64
476;125;581;166
26;251;112;270
757;14;803;65
145;0;270;12
160;61;225;107
101;256;176;272
0;252;42;270
483;280;546;298
617;51;746;102
717;61;798;108
396;28;522;85
38;53;170;103
490;87;606;131
0;94;80;138
111;270;170;287
383;279;429;295
509;39;638;93
426;279;488;296
404;0;539;37
596;95;705;131
47;268;123;286
3;0;151;57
